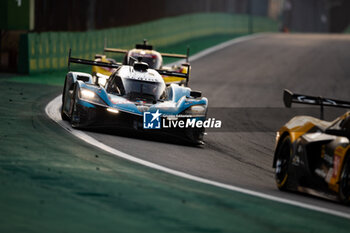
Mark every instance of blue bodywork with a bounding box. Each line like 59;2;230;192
76;80;207;116
61;70;208;143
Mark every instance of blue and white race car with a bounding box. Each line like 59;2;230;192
61;51;208;144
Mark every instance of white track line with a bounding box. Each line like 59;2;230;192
45;34;350;220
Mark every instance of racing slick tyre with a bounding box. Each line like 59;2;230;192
70;85;92;129
61;78;70;121
274;136;292;190
61;107;70;121
339;154;350;204
70;85;81;128
185;128;205;145
70;98;80;128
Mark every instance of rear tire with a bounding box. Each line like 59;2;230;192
339;155;350;204
274;136;292;190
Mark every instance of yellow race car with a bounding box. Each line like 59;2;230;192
92;40;190;86
273;89;350;203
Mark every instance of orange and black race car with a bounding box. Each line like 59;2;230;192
273;89;350;203
92;40;190;87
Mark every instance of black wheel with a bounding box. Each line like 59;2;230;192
70;98;77;126
61;107;70;121
339;155;350;204
61;78;70;121
185;128;205;145
70;88;80;128
274;136;292;190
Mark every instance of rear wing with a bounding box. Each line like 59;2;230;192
283;89;350;119
103;47;128;54
68;49;120;70
68;49;190;85
103;38;128;54
159;48;190;63
103;39;190;62
156;63;191;86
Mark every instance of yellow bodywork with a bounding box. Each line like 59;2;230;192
92;55;117;76
277;112;350;143
161;65;188;85
276;112;350;193
92;52;188;85
276;116;324;143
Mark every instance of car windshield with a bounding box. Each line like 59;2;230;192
129;52;161;69
123;78;164;102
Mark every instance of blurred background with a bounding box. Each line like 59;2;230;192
0;0;349;73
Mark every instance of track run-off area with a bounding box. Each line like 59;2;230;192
47;33;350;218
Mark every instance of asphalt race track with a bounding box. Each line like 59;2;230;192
58;34;350;215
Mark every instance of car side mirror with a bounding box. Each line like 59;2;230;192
190;90;201;98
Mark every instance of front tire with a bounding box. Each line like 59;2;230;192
185;128;205;145
339;155;350;204
70;95;83;128
274;136;292;190
70;85;81;128
61;77;70;121
61;107;70;121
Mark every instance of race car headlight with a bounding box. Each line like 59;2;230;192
79;88;106;105
184;105;206;117
107;107;119;114
81;89;95;99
